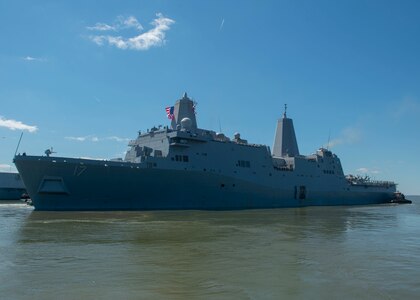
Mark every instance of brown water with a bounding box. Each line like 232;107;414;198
1;197;419;299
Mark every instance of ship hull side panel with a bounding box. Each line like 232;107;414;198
14;156;396;211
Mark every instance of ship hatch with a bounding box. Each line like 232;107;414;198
295;186;306;200
299;186;306;199
38;177;69;194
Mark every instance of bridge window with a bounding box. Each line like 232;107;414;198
174;155;189;162
237;160;251;168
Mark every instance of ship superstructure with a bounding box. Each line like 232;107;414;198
14;93;398;210
0;172;26;200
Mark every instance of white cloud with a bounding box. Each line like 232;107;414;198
87;16;143;32
22;56;46;62
89;35;106;46
0;164;15;172
356;167;369;174
106;136;130;142
65;135;99;142
119;15;143;31
356;167;381;175
0;116;38;132
65;135;129;143
86;23;116;31
88;13;175;51
65;136;86;141
324;127;361;149
393;97;420;119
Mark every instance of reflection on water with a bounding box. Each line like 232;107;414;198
1;198;420;299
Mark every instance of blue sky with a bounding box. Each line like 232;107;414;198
1;0;419;194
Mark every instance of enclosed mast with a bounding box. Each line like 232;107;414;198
272;104;299;157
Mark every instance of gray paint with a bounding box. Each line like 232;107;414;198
171;93;197;130
272;111;300;157
0;172;26;200
13;93;399;210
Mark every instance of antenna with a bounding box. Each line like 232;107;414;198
283;104;287;118
218;117;222;133
327;130;331;150
14;132;23;157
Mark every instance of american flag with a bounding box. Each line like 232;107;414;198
165;106;174;120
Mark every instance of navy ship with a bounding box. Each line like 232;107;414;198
14;93;400;211
0;172;26;200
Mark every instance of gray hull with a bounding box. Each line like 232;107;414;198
14;155;396;211
0;171;26;200
13;93;400;211
0;188;26;200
